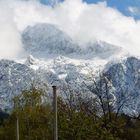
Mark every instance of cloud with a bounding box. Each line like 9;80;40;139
1;0;140;59
0;0;24;59
128;6;140;16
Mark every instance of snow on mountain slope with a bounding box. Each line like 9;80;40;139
22;24;79;56
0;55;105;110
20;23;140;115
105;57;140;116
23;56;140;115
0;23;140;116
22;23;121;59
0;59;35;110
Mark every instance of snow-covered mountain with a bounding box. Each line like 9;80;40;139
0;23;140;116
22;24;79;56
105;57;140;116
0;59;35;110
22;23;121;59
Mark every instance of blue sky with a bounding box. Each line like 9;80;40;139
85;0;140;19
40;0;140;20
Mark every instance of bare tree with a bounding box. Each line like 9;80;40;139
85;72;129;125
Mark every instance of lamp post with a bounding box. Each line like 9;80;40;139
52;85;58;140
16;118;19;140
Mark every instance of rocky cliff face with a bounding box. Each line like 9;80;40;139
105;57;140;116
0;59;35;110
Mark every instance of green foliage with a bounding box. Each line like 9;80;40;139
0;85;140;140
0;86;53;140
57;96;121;140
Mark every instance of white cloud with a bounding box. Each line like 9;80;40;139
1;0;140;59
48;0;60;6
128;6;140;16
0;0;24;59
